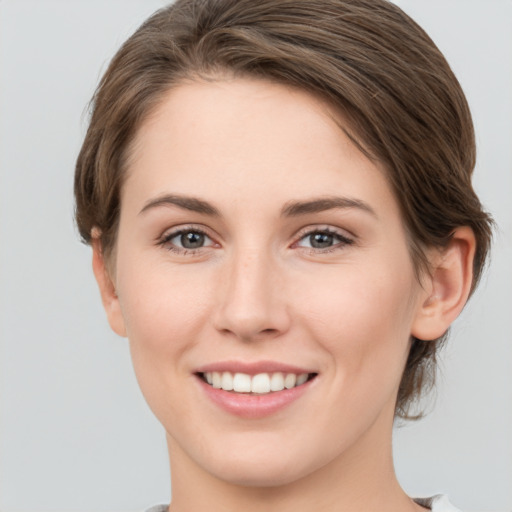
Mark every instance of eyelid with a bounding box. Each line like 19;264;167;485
294;224;354;241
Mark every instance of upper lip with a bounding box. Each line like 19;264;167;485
194;360;316;376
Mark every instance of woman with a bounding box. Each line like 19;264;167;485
74;1;493;510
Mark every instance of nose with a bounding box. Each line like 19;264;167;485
213;248;291;342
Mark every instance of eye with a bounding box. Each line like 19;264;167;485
159;227;215;253
174;231;208;249
295;228;353;251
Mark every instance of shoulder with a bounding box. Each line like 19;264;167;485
414;495;463;512
144;506;168;512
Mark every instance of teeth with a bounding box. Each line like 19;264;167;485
284;373;297;389
296;373;308;386
233;373;251;392
212;371;222;389
270;372;284;391
221;371;234;391
203;371;311;394
251;373;270;393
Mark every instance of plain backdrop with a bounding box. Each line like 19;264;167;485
0;1;511;511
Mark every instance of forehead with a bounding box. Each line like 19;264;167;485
122;77;398;218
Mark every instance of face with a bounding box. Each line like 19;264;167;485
103;78;431;487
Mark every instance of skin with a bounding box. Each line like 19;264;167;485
93;77;475;512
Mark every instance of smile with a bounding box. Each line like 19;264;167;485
200;371;314;394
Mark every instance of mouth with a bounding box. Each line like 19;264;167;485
194;362;319;418
197;371;317;394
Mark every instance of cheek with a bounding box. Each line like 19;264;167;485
294;261;418;389
115;255;214;391
117;263;221;428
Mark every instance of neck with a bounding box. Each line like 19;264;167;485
166;408;421;512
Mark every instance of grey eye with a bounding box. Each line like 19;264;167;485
308;232;335;249
296;229;353;251
164;230;213;250
179;231;205;249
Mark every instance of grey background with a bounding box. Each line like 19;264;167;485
0;1;510;511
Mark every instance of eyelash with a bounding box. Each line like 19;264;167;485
293;227;355;253
158;226;214;255
157;226;354;255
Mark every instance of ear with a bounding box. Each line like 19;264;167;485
411;226;476;341
91;231;127;338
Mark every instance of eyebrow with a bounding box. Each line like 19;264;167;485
139;194;221;216
281;196;377;218
139;193;376;218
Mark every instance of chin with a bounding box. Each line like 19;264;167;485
192;432;331;489
208;456;312;488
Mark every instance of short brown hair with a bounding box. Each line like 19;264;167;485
75;0;493;419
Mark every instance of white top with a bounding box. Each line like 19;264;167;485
415;495;462;511
145;494;462;511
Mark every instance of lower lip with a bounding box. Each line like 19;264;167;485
197;376;314;419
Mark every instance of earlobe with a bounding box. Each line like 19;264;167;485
411;226;476;341
91;233;127;338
